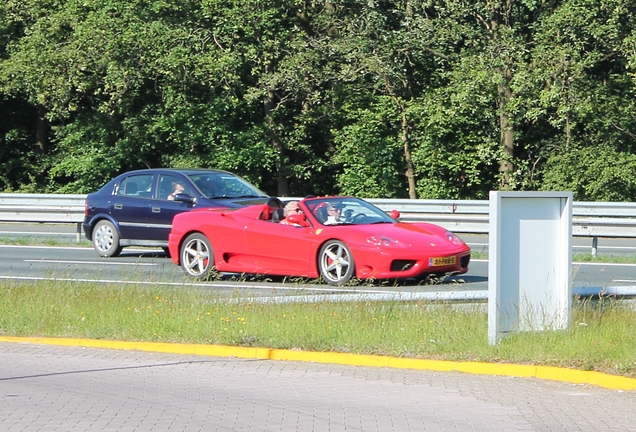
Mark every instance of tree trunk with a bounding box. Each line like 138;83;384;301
489;3;515;190
263;89;289;197
498;80;514;190
401;110;417;199
36;104;48;151
565;110;571;148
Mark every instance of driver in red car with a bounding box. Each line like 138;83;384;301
280;201;308;226
280;201;301;225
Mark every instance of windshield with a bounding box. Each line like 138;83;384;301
304;197;395;226
188;172;268;199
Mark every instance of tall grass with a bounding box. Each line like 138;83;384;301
1;280;634;377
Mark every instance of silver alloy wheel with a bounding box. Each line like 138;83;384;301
92;220;122;257
318;240;355;285
181;233;213;278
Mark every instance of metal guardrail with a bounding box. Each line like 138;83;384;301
368;199;636;256
368;198;636;238
0;193;86;241
1;194;636;253
368;199;489;234
0;194;86;223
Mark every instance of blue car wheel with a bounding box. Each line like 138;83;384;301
92;220;123;258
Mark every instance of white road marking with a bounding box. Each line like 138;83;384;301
574;245;636;250
0;275;409;294
572;262;636;267
471;258;636;268
23;259;158;267
0;231;77;236
0;245;94;250
3;245;633;269
467;242;636;251
0;245;160;253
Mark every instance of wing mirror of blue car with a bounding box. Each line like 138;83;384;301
390;209;400;219
286;213;310;227
174;193;196;204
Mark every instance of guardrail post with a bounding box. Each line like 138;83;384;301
76;223;82;243
591;237;598;257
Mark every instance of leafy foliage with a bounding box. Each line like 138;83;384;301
541;143;636;201
1;0;636;200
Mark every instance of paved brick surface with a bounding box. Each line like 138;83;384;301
0;342;635;431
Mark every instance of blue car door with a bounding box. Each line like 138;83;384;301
109;173;154;240
148;173;197;242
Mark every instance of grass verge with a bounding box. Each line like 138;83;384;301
1;280;635;378
0;236;91;247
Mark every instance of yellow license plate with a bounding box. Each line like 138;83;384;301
429;256;456;267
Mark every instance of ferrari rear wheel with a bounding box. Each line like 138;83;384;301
180;233;214;279
318;240;355;285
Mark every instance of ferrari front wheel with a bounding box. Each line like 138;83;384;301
318;240;355;285
180;233;214;279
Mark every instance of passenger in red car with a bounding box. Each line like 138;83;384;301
324;203;343;225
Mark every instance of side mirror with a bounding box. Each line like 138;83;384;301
174;193;196;204
389;209;400;220
286;213;310;227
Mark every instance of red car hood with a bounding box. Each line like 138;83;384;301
327;221;468;252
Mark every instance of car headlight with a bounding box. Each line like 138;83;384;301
366;236;396;247
445;231;465;245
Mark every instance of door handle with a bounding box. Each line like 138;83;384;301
114;203;123;210
152;207;161;213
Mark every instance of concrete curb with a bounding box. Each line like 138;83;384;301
2;336;635;392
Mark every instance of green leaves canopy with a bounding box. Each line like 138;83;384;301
1;0;636;201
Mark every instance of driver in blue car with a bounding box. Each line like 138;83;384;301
167;182;186;200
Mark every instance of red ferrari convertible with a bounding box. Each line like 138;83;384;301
168;196;471;285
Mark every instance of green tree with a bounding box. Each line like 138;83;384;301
542;144;636;201
525;0;636;197
2;0;636;201
1;0;275;192
316;1;441;198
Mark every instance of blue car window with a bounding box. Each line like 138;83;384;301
115;177;128;196
116;174;153;197
158;174;191;200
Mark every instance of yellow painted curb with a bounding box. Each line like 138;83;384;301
1;336;635;392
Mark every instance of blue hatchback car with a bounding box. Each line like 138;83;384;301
83;168;270;257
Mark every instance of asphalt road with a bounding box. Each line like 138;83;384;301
1;223;636;294
0;242;635;296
